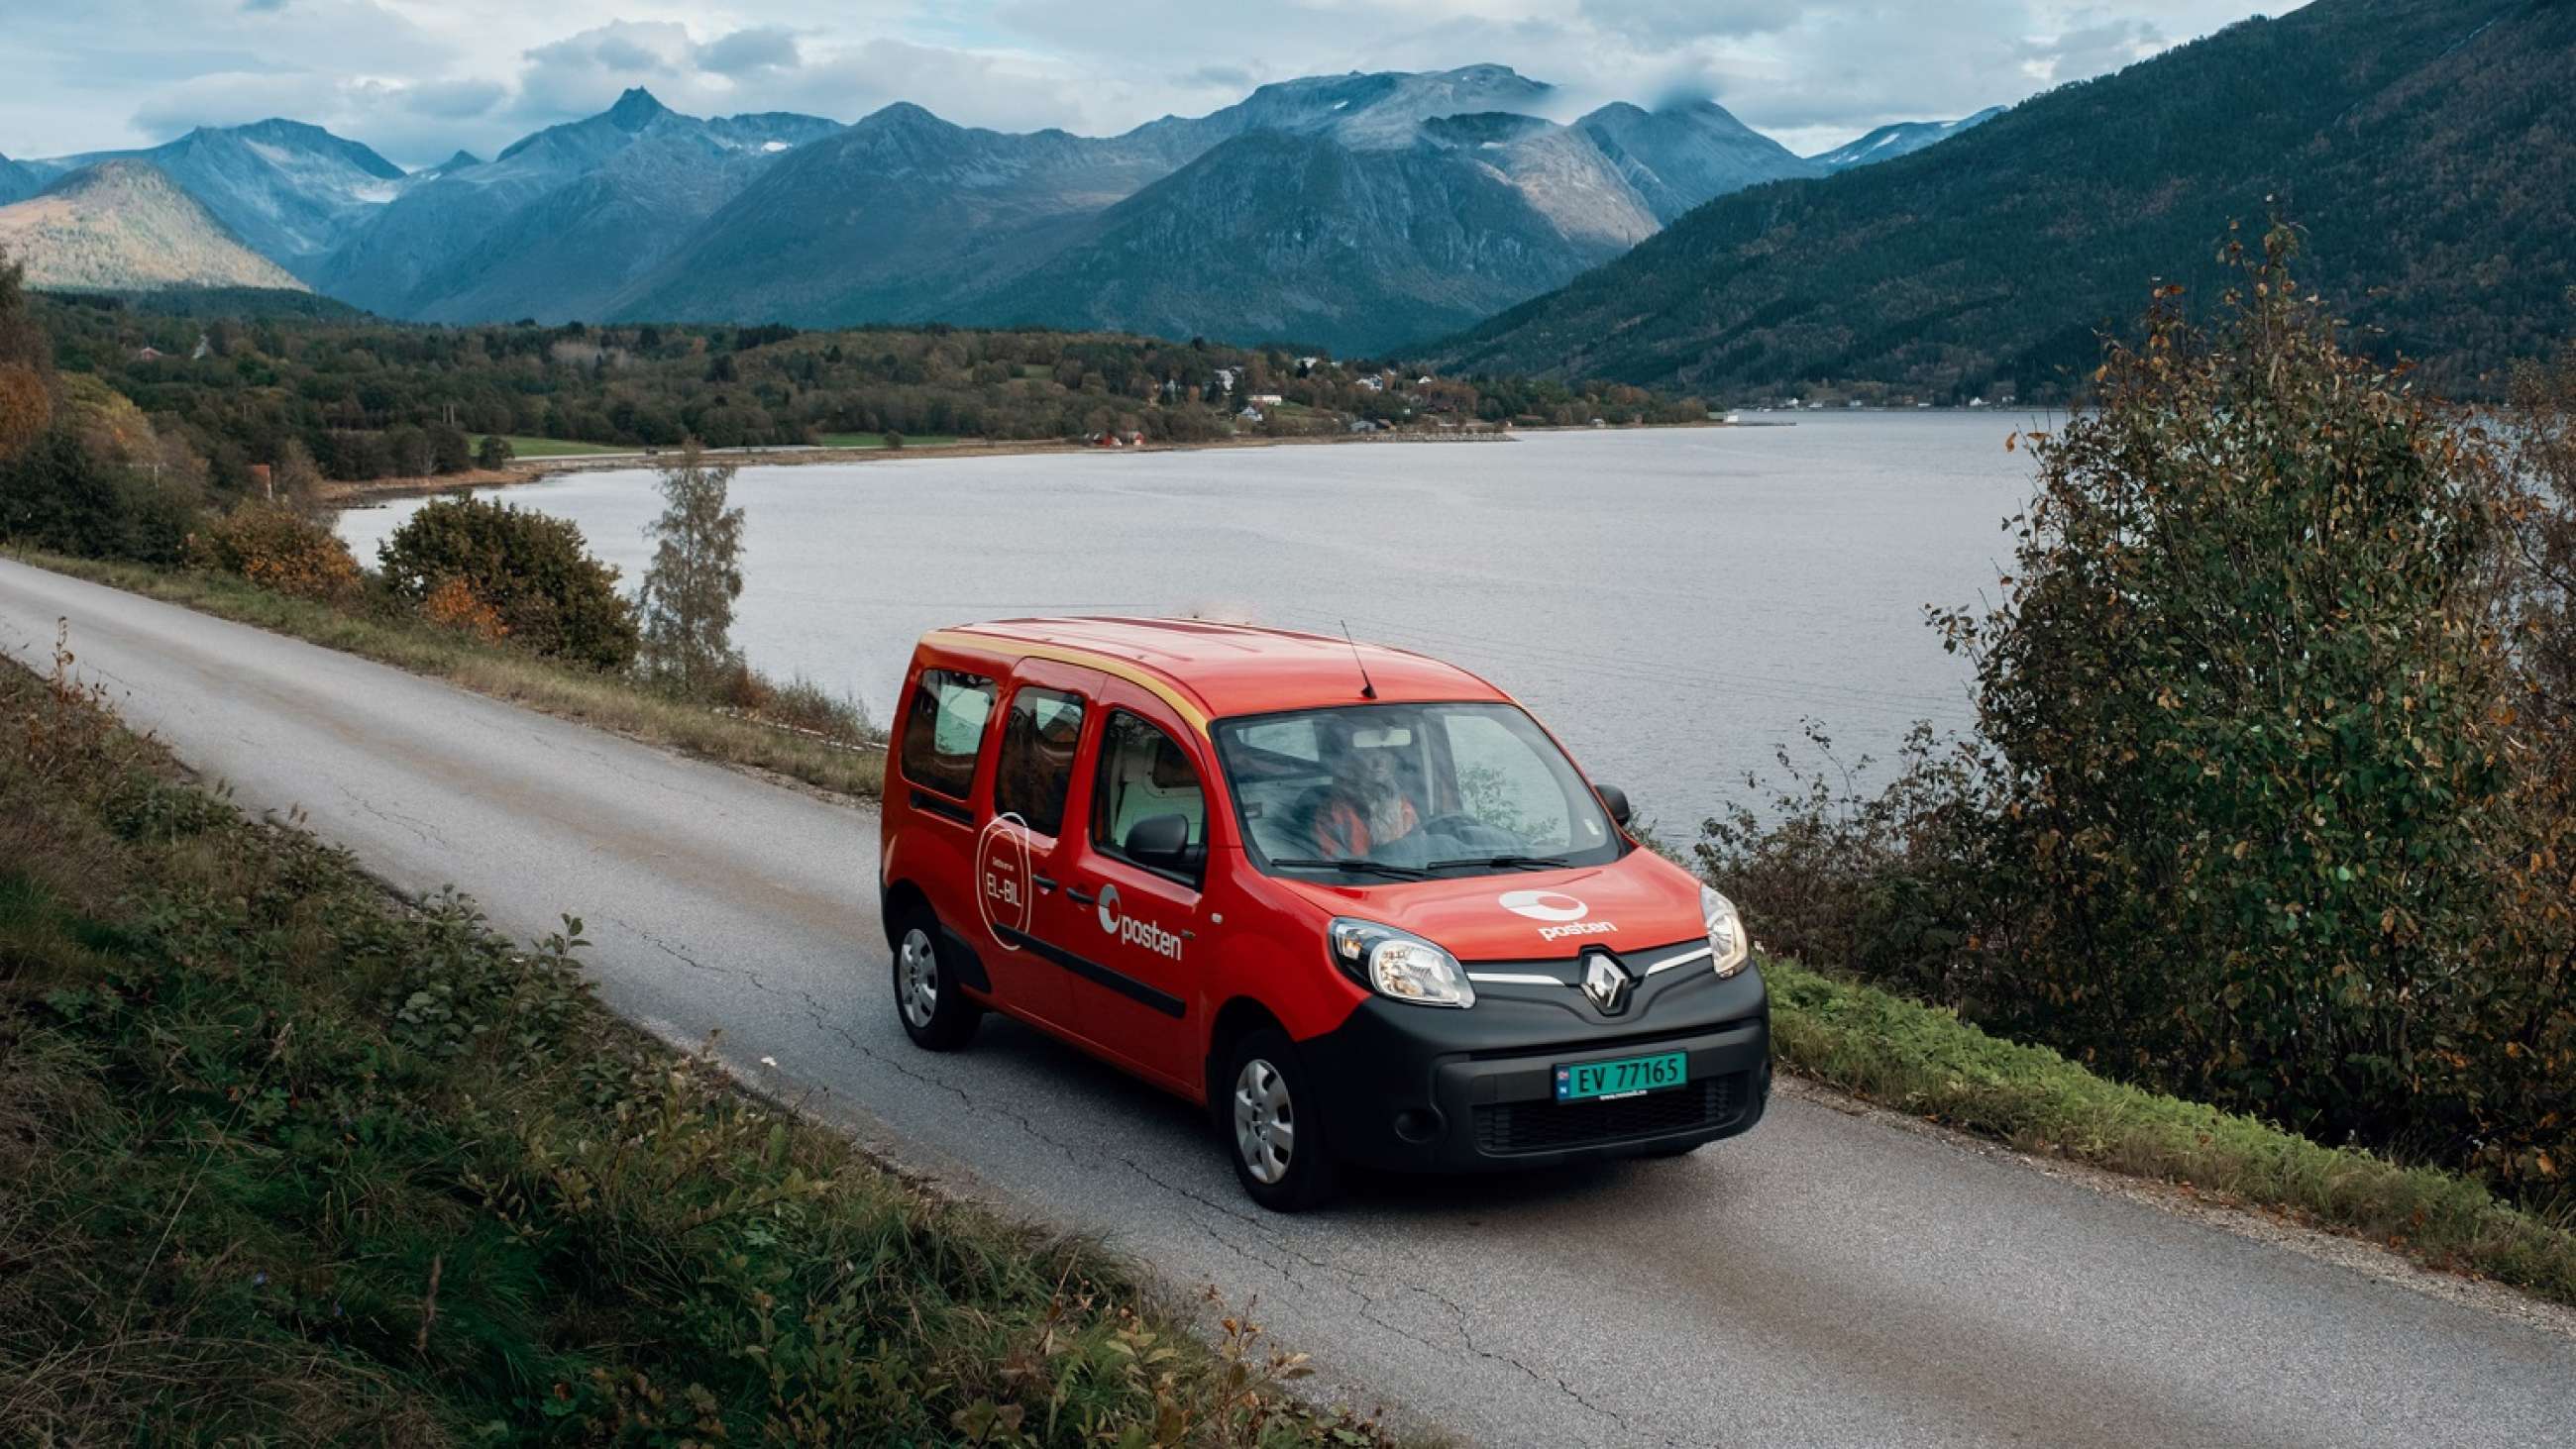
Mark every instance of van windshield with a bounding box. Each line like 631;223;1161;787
1212;702;1624;880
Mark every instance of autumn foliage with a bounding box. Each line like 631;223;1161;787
186;504;363;603
0;363;48;463
419;574;508;641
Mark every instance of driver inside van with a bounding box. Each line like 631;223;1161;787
1312;741;1418;858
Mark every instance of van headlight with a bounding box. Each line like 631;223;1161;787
1328;918;1475;1008
1702;884;1750;979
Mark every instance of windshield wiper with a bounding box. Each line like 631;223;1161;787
1428;854;1572;873
1265;857;1432;880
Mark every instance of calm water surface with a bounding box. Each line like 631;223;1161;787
338;414;2050;830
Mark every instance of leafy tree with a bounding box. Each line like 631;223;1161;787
1938;229;2515;1144
0;425;197;564
377;496;638;671
269;437;326;513
475;433;514;469
428;421;474;474
637;442;746;696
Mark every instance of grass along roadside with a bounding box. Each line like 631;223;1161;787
0;645;1401;1444
10;550;885;800
1763;954;2576;1306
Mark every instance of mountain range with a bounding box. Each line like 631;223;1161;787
0;66;1985;354
1443;0;2574;397
0;154;38;207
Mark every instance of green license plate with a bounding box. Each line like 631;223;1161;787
1555;1051;1688;1102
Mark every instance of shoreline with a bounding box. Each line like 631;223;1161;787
320;419;1737;507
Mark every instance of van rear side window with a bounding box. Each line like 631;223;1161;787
900;669;997;800
994;686;1086;836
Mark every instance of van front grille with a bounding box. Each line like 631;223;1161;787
1473;1074;1743;1156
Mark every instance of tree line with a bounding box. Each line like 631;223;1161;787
28;289;1708;489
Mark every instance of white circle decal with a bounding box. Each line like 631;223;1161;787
1097;882;1123;935
975;813;1033;950
1499;889;1588;923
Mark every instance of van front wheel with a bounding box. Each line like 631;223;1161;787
892;910;981;1051
1225;1029;1339;1211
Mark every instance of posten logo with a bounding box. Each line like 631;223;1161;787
1499;888;1617;943
1097;882;1185;961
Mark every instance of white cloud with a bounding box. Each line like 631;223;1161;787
701;26;803;77
0;0;2284;169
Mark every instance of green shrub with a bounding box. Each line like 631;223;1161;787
1706;231;2573;1196
0;426;200;564
377;494;639;672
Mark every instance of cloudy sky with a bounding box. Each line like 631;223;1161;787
2;0;2287;168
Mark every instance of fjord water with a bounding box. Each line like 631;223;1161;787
338;414;2045;830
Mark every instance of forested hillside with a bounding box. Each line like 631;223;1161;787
1442;0;2573;399
0;163;307;293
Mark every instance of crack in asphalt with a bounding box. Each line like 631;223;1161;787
333;780;451;849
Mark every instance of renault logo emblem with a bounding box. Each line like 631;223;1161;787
1581;954;1632;1013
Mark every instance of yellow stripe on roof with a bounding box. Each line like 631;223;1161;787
919;629;1212;734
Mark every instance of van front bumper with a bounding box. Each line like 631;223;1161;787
1294;957;1771;1173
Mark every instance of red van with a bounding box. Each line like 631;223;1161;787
878;618;1769;1209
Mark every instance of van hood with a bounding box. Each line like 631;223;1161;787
1268;848;1707;963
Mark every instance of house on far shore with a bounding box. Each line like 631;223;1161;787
134;346;165;362
1249;392;1283;406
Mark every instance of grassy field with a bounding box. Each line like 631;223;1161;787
15;552;886;800
1764;954;2576;1305
475;434;627;459
811;431;964;449
0;651;1398;1444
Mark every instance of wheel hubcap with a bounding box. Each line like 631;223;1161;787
1233;1058;1296;1185
898;928;939;1029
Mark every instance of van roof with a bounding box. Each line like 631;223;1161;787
919;616;1509;727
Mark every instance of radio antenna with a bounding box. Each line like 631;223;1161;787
1340;621;1378;699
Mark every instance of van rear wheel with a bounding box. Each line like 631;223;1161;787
1225;1028;1339;1211
892;908;981;1051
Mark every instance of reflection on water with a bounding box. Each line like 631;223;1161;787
338;415;2050;829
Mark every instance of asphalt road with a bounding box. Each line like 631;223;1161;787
6;556;2572;1448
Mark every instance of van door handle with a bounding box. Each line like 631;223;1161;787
1033;874;1058;892
1065;884;1097;905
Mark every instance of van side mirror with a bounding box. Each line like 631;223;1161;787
1124;813;1192;870
1595;783;1633;828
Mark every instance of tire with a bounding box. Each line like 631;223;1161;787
1223;1028;1340;1211
892;908;981;1051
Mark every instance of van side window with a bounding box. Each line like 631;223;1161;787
993;686;1086;837
899;669;996;801
1092;711;1207;885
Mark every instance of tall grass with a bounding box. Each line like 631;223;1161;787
0;646;1394;1444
